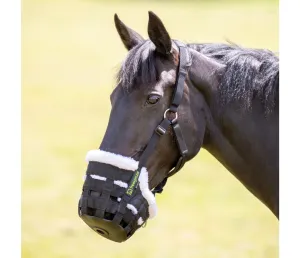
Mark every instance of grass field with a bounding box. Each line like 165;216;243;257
22;0;279;257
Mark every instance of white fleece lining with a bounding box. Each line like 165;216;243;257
114;180;128;188
86;150;138;171
89;175;128;188
127;204;144;226
126;204;138;215
137;217;144;225
85;149;158;220
90;174;106;181
139;167;157;219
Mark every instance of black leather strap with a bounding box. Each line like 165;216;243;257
95;178;114;217
170;45;190;112
172;122;188;156
138;118;171;169
152;42;191;195
113;193;132;224
152;177;168;195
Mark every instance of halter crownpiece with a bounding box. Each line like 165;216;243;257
78;42;191;242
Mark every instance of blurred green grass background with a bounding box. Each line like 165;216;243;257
22;0;278;257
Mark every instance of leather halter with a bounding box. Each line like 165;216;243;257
137;41;192;195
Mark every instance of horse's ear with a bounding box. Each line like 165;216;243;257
148;11;172;55
114;14;144;51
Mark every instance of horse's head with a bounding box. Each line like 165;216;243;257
78;11;223;242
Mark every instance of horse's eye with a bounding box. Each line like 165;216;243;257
146;94;161;105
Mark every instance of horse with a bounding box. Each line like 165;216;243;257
78;11;279;243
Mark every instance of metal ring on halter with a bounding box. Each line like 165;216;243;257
164;108;178;124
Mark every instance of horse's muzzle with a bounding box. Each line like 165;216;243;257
78;160;151;242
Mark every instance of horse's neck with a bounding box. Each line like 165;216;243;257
202;100;279;218
188;47;278;217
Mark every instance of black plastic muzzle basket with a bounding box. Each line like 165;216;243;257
78;161;149;242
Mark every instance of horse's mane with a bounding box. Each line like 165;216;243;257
189;43;279;114
116;40;279;114
116;40;157;91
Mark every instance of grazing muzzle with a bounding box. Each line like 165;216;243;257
78;150;157;242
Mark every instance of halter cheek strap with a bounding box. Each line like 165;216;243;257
137;41;192;194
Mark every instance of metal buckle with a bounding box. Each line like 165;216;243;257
155;125;166;136
164;108;178;124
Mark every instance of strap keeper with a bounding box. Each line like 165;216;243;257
181;149;188;156
179;68;187;76
169;105;178;113
155;125;166;136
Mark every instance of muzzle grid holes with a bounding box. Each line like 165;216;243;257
120;219;129;229
104;211;115;221
80;151;161;242
90;190;101;198
110;196;119;203
86;207;96;216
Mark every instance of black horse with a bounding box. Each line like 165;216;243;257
78;11;279;242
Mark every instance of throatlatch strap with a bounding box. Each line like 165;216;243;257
172;122;188;156
167;156;185;178
152;177;168;195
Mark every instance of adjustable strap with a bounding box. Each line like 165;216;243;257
151;119;188;195
137;118;171;196
138;118;171;168
113;193;131;224
170;44;191;112
153;138;187;195
95;178;114;218
152;177;168;195
172;122;188;157
152;42;191;195
113;169;141;224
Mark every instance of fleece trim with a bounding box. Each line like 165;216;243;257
86;150;138;171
